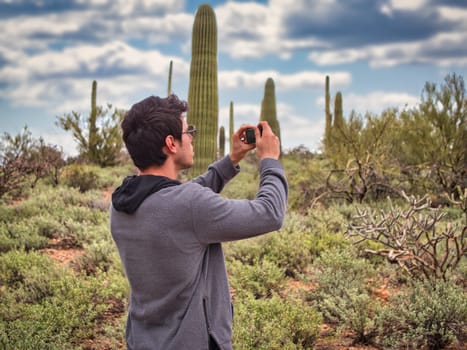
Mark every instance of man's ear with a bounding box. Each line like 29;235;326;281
164;135;177;154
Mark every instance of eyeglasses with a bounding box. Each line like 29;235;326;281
182;125;197;138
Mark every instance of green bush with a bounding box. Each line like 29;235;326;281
311;248;380;344
0;250;54;288
1;184;110;251
0;220;49;252
0;275;108;350
224;234;269;264
77;240;121;274
376;279;467;350
261;230;313;278
62;164;100;192
233;294;322;350
282;154;327;212
0;250;118;350
228;258;285;299
222;160;259;200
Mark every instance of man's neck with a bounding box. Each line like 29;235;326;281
139;162;178;180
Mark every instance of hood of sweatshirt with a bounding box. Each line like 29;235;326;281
112;175;181;214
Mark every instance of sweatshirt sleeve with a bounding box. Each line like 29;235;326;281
190;158;288;243
190;155;240;193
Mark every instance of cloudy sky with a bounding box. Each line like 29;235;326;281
1;0;466;156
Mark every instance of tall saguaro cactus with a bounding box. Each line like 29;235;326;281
167;60;173;96
229;101;234;151
88;80;99;162
324;75;332;155
333;92;344;132
332;91;346;163
260;78;281;149
187;4;219;176
219;126;225;158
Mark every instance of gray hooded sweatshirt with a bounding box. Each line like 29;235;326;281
110;156;288;350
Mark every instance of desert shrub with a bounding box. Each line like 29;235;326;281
304;205;348;233
28;213;63;238
225;211;351;278
284;210;350;260
0;204;13;222
347;194;466;281
5;184;110;249
282;154;327;212
0;250;118;350
0;126;62;201
95;162;136;188
232;294;322;350
376;279;467;350
0;220;49;252
311;248;380;344
0;227;18;252
228;258;285;299
11;185;102;219
225;227;313;278
222;160;259;200
0;250;54;288
0;274;107;350
224;234;269;264
77;240;121;274
261;229;313;277
0;193;95;252
62;164;99;192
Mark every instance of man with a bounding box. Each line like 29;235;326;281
110;94;288;350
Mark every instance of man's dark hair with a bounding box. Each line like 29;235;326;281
122;94;188;170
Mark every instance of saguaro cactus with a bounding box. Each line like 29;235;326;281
229;101;234;151
332;91;346;161
324;75;332;155
260;78;281;148
88;80;99;162
219;126;225;158
167;60;173;96
333;92;344;132
187;4;219;176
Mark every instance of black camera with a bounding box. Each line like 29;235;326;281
245;124;263;144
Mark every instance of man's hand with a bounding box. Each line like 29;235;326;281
255;121;280;160
229;125;256;166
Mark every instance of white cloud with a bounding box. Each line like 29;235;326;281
215;0;325;60
386;0;428;12
76;0;185;15
309;29;467;68
219;70;351;90
0;40;190;112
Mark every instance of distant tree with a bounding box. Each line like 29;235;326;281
27;138;65;187
388;73;467;197
56;80;125;167
322;73;467;204
400;73;467;196
326;109;402;203
0;127;65;199
0;126;34;199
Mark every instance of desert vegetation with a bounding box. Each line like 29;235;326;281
0;73;465;348
0;3;465;347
